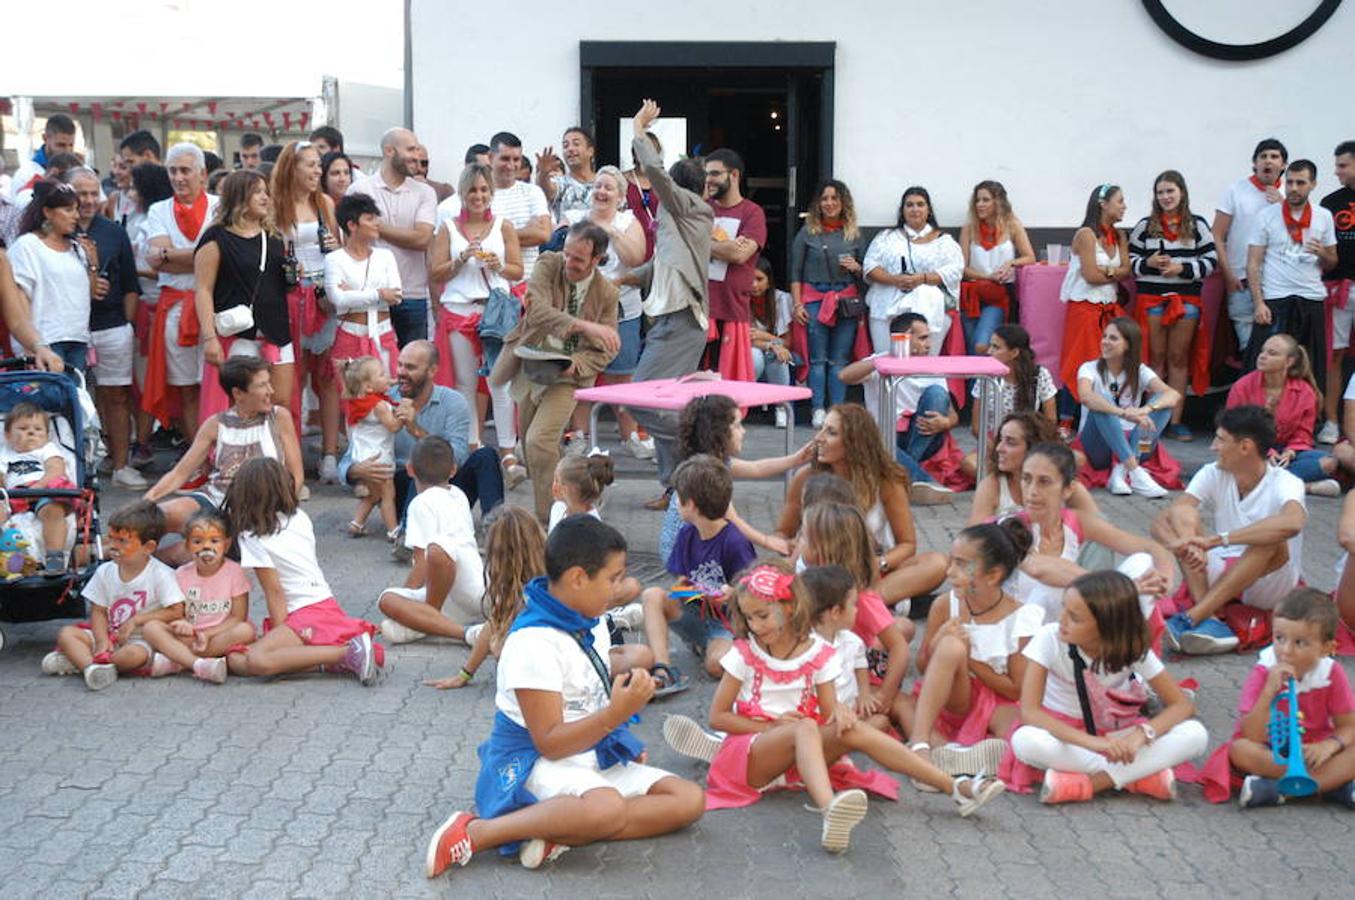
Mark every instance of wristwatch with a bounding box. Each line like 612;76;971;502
1219;532;1230;548
1138;722;1157;743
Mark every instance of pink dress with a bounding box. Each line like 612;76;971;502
705;636;899;810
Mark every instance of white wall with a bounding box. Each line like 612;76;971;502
411;0;1351;228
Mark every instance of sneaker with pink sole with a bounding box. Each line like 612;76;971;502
150;652;183;678
1125;768;1176;800
192;657;228;684
1040;770;1094;804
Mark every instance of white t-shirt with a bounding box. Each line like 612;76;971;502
144;194;221;292
1075;360;1160;435
495;621;614;728
721;634;840;720
1252;202;1337;301
1022;622;1163;719
1185;462;1305;575
438;181;550;279
1345;371;1355;402
945;591;1046;675
1216;176;1279;277
237;510;332;614
548;501;601;534
860;352;946;425
323;246;403;314
6;233;92;345
829;629;868;707
83;557;185;631
404;485;477;558
0;441;65;490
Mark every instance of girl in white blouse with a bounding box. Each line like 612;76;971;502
898;519;1044;779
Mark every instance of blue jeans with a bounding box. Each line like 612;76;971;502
1080;404;1172;469
805;301;857;409
752;348;796;386
1286;448;1332;483
390;296;428;347
49;340;88;382
393;446;504;521
894;384;951;483
962;304;1005;354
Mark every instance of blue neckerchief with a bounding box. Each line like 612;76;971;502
474;577;644;854
33;146;49;167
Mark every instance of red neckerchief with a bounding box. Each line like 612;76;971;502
456;207;492;224
977;221;999;250
820;217;843;232
1099;225;1118;253
1282;202;1311;244
1159;213;1181;243
172;191;208;242
1249;174;1281;193
346;392;385;426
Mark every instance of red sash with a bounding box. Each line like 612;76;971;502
1059;301;1124;401
141;286;194;426
802;283;859;326
959;279;1009;319
434;306;485;393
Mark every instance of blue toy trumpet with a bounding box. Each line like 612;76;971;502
1268;677;1319;797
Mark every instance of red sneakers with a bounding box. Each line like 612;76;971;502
1039;770;1093;804
1125;768;1177;801
519;837;569;869
426;811;476;877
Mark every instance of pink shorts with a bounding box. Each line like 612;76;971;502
263;598;380;657
705;729;899;810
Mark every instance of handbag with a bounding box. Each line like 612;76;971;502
214;230;263;338
820;243;864;319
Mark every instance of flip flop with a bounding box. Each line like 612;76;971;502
650;662;690;697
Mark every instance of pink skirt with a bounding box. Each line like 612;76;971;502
911;676;1013;747
262;598;383;665
705;729;899;811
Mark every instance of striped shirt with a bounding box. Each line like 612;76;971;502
1128;214;1218;297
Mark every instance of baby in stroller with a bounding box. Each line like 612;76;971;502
1;400;77;572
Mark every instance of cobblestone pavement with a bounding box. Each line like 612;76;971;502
1;418;1352;898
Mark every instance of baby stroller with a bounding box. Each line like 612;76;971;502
0;360;102;651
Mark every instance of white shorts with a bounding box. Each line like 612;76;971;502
90;324;135;386
163;303;203;387
1334;303;1355;351
228;337;296;366
379;537;485;624
1207;547;1300;610
525;750;673;802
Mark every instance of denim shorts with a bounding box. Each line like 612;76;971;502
605;316;642;375
669;593;733;656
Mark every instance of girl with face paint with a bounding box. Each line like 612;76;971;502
894;520;1044;781
141;512;256;683
663;559;1005;853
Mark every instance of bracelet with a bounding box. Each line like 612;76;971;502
458;667;474;682
1219;532;1230;548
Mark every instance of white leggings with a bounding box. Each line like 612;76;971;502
1011;719;1208;789
447;329;516;449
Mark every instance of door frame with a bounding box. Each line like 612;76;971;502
578;41;835;179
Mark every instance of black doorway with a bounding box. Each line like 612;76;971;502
580;42;834;277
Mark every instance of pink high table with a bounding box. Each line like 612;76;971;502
871;355;1010;481
574;375;812;484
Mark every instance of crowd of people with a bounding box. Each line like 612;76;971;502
5;104;1355;876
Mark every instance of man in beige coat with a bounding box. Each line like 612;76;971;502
491;221;620;519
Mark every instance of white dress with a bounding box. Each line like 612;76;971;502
348;403;395;466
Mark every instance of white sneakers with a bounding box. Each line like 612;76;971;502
1317;420;1340;444
112;466;148;488
1308;478;1342;497
811;408;827;428
1110;463;1167;498
380;618;427;644
609;602;645;632
624;433;656;460
41;651;78;676
318;454;340;484
774;407;789;429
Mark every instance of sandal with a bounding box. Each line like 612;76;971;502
643;487;675;511
650;662;691;697
346;521;367;537
909;742;940;793
951;774;1006;817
